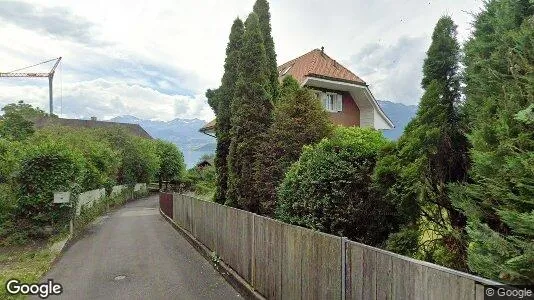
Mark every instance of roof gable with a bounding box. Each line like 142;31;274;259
277;49;366;85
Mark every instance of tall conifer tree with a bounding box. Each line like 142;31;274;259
253;0;279;102
207;19;244;204
376;16;469;269
226;13;273;210
252;76;333;216
451;0;534;284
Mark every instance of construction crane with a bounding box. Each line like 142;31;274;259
0;57;62;115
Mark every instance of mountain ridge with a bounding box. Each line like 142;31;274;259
108;100;417;167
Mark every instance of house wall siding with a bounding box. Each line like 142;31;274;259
328;92;360;127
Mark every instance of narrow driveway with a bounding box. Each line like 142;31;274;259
39;195;241;300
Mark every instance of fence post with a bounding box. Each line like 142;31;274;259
341;237;347;300
251;214;255;288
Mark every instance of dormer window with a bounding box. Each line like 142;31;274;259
314;90;343;112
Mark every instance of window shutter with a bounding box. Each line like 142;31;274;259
336;94;343;112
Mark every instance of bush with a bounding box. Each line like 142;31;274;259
12;141;84;239
31;126;120;191
155;139;186;188
276;127;393;245
185;165;216;197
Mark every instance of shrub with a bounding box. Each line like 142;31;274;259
31;126;120;191
252;76;333;216
155;139;186;189
276;127;393;245
13;141;84;239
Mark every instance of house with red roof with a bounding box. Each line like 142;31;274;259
200;48;394;136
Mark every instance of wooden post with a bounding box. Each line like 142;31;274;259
341;237;347;300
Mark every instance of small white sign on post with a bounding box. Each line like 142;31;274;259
53;192;70;203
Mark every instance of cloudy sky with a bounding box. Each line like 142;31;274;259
0;0;483;121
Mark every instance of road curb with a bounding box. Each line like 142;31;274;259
159;209;265;300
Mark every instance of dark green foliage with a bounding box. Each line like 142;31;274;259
0;102;165;245
155;139;186;189
276;127;393;245
0;139;23;238
1;101;48;120
120;137;159;184
31;126;120;191
205;88;219;114
186;164;217;198
0;101;47;141
253;0;279;102
14;141;84;238
451;0;534;284
212;18;244;204
374;16;469;270
97;127;159;185
0;113;34;141
386;226;420;257
226;13;273;210
252;76;332;216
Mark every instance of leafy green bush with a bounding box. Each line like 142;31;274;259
186;164;216;197
155;139;186;188
276;127;393;245
13;141;84;239
97;127;159;185
31;126;120;191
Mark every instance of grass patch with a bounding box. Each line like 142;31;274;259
0;242;58;300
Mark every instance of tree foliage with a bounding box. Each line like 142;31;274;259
253;0;279;102
252;76;332;216
209;18;245;204
0;101;47;141
0;102;184;244
451;0;534;284
155;139;186;188
14;141;84;238
276;127;393;245
226;13;273;211
373;16;469;270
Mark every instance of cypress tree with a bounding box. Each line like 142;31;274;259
252;76;333;216
208;18;244;204
226;13;273;211
253;0;279;102
376;16;469;270
451;0;534;284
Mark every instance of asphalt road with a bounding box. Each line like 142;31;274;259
38;195;241;300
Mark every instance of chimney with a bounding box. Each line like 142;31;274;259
90;116;97;121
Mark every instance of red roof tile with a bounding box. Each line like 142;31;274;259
278;49;366;85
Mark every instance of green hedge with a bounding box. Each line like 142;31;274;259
276;127;395;246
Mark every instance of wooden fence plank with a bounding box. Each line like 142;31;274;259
362;247;377;300
253;215;282;299
346;242;364;299
281;223;302;299
375;251;392;300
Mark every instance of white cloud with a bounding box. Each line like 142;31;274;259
0;79;214;121
0;0;484;120
348;36;428;104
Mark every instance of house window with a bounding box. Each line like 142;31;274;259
314;91;342;112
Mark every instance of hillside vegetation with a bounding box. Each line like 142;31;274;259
0;101;186;245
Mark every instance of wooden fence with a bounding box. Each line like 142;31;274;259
161;193;499;300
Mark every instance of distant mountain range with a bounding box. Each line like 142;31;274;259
108;115;216;168
109;100;417;168
378;100;418;140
